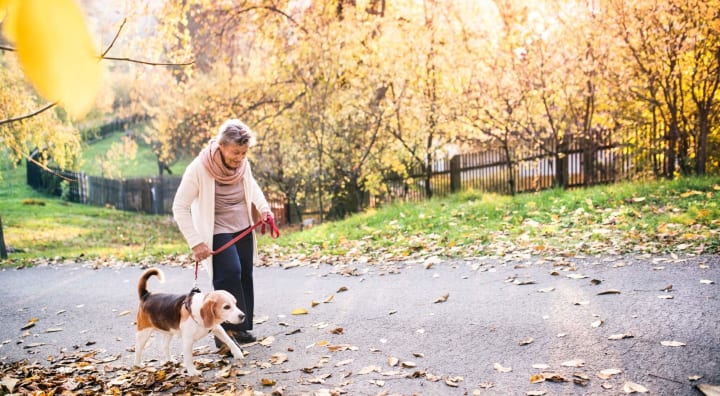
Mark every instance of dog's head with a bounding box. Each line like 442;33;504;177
199;290;245;328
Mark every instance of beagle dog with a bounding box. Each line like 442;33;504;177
134;268;245;376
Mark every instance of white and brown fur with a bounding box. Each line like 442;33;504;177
134;268;244;376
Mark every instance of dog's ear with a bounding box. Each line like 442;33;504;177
200;295;218;328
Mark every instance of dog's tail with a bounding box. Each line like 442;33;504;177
138;268;164;300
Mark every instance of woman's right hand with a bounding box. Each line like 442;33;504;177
192;243;212;262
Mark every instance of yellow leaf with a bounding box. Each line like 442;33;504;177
1;0;19;41
291;308;308;315
530;373;545;383
12;0;101;117
260;378;276;386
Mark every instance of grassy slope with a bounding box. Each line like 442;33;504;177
2;151;719;266
81;128;191;178
0;164;186;265
262;176;720;261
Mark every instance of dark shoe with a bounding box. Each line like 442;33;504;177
233;330;256;343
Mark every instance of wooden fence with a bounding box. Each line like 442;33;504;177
27;128;659;222
26;161;287;224
378;129;651;204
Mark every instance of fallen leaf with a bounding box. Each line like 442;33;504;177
697;384;720;396
270;353;288;365
369;379;385;387
700;280;715;285
519;337;534;346
330;327;344;334
21;318;38;330
608;333;634;340
567;274;588;279
358;365;381;375
291;308;308;315
561;359;585;368
445;376;463;387
388;357;399;367
591;319;604;328
597;289;621;295
45;327;63;333
688;375;702;381
434;293;449;303
539;372;569;382
573;372;590;386
337;286;348;292
537;287;555;293
526;391;547;396
530;374;545;384
311;301;320;307
401;361;417;368
1;376;19;393
622;381;649;393
597;368;622;379
261;378;276;386
260;336;275;346
323;294;335;303
494;363;512;373
657;295;674;299
335;359;353;367
660;340;686;347
117;310;131;317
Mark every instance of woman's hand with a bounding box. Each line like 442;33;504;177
191;242;212;262
262;210;273;223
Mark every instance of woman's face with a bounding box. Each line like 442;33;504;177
218;142;249;170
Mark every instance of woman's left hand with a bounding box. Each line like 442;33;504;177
262;210;273;223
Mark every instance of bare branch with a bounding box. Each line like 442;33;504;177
101;56;194;67
0;102;57;127
0;17;194;126
25;154;77;182
101;18;127;57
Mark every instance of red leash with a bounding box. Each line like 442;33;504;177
192;216;280;288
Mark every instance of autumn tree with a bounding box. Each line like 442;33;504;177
607;0;720;177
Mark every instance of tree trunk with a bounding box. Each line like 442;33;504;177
0;216;7;259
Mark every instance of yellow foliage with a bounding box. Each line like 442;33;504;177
2;0;101;118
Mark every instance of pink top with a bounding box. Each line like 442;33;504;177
214;180;251;234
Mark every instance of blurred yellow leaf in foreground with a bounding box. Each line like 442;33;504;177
2;0;101;117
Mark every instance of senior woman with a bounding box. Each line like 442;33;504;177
172;119;272;345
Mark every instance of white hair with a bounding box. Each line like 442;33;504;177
217;119;256;147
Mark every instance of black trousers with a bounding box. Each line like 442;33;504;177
212;229;254;332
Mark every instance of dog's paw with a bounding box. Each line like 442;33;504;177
230;348;245;360
186;367;202;376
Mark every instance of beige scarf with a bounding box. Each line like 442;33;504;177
200;139;246;184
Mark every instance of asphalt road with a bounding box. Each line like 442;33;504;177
1;254;718;395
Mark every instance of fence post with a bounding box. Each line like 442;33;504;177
450;155;461;193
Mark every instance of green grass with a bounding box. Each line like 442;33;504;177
0;165;186;266
259;175;720;260
81;126;191;178
2;156;719;267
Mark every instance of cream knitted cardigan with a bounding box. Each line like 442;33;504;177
172;156;270;280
